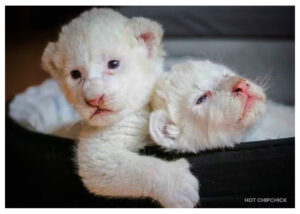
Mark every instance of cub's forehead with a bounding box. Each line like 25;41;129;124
60;8;128;38
168;60;235;92
56;8;132;56
153;60;235;124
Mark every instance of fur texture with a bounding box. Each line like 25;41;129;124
42;8;199;208
150;60;268;153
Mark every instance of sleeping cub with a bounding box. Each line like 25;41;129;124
150;60;267;153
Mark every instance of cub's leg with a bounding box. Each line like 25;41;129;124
77;141;199;208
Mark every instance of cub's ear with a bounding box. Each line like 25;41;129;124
41;42;60;78
126;17;164;58
149;110;180;149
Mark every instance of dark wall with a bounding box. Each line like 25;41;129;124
121;6;295;39
6;6;295;43
6;6;117;43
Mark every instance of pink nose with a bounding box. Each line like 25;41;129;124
86;95;104;107
232;79;248;94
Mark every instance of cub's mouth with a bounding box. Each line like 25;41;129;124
90;107;114;119
84;97;115;119
230;79;265;123
238;94;264;122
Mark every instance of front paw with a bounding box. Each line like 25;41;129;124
153;158;200;208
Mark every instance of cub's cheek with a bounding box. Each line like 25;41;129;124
247;83;266;101
254;101;267;117
59;82;77;104
227;98;244;119
74;103;93;120
67;91;84;106
241;102;266;127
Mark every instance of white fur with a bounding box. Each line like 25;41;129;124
150;60;271;153
42;8;199;208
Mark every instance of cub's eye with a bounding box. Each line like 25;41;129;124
71;70;81;79
196;95;207;105
108;60;120;69
196;91;211;105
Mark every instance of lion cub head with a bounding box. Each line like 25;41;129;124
150;60;266;152
42;8;164;127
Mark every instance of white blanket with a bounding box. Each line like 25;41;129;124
9;79;80;138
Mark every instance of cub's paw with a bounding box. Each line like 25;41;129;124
154;158;200;208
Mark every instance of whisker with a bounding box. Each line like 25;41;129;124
258;74;266;87
253;75;260;85
260;71;272;92
263;84;271;92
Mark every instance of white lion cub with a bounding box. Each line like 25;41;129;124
150;60;268;153
42;8;199;208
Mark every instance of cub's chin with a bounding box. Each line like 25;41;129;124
87;110;124;127
74;103;124;127
237;99;266;128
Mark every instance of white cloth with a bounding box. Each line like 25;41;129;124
246;100;295;142
9;79;80;134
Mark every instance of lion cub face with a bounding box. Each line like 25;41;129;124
150;61;266;151
42;8;164;127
